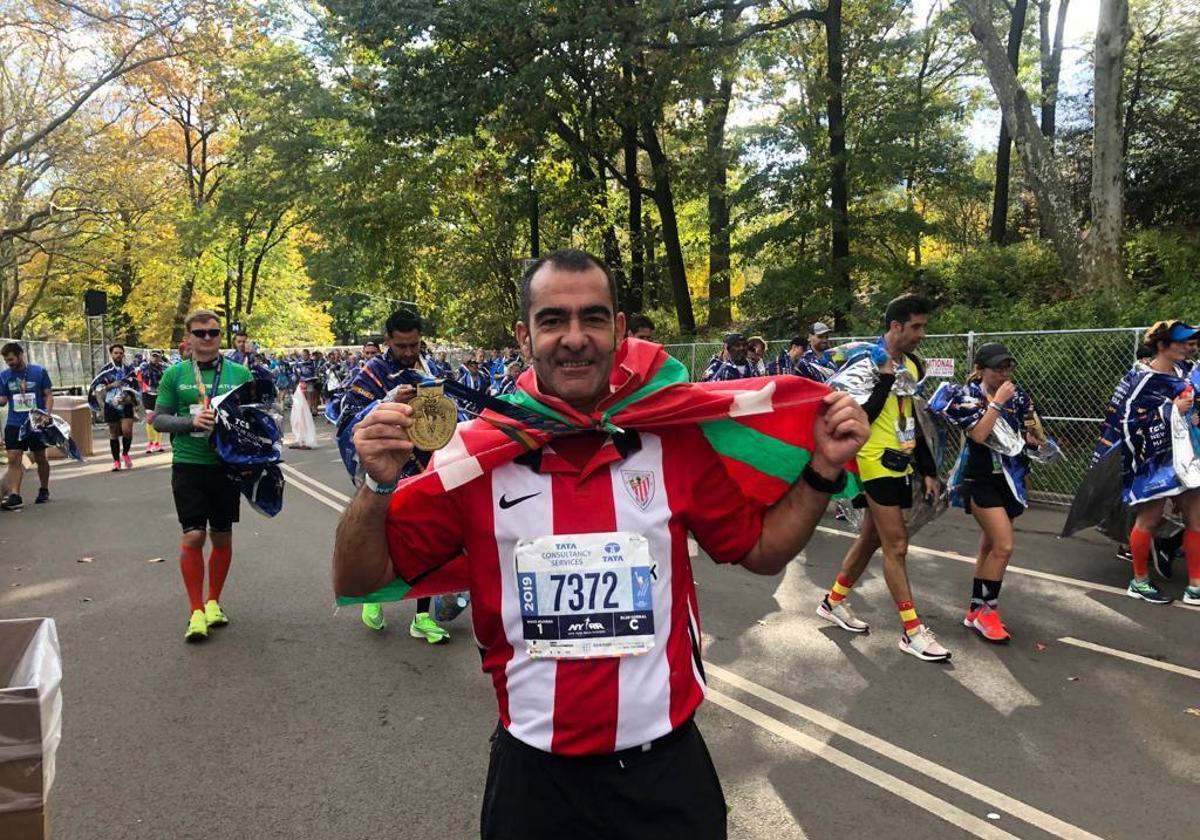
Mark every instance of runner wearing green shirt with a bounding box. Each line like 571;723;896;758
153;309;252;642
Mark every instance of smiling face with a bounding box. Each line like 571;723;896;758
515;264;625;413
1161;339;1196;365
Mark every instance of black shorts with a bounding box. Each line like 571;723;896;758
964;476;1024;520
3;424;46;452
852;475;913;510
171;463;241;532
142;393;157;412
103;403;136;423
481;718;726;840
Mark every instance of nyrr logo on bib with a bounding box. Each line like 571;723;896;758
621;469;655;510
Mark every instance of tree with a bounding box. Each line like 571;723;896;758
961;0;1080;277
988;0;1029;245
1081;0;1130;287
1038;0;1071;141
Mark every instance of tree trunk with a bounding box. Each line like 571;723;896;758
1039;0;1070;141
1122;22;1153;161
961;0;1080;278
169;269;198;345
596;160;627;296
1082;0;1130;288
825;0;851;329
643;210;659;311
642;120;696;336
528;156;540;258
623;123;644;315
990;0;1029;244
704;74;734;330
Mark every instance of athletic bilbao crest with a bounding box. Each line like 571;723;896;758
621;470;655;510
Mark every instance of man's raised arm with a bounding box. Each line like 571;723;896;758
331;402;414;597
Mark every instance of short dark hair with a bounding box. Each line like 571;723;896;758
109;343;125;352
627;314;655;334
1;341;23;357
883;293;932;332
521;249;617;324
385;308;423;336
789;336;805;348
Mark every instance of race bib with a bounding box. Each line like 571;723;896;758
515;532;655;659
189;403;209;438
10;390;37;413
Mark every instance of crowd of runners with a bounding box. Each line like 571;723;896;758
3;248;1200;837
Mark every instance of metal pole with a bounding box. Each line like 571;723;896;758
85;315;94;379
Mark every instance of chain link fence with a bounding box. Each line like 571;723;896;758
666;328;1146;505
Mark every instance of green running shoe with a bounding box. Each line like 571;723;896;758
1126;577;1172;605
205;599;228;627
185;609;209;642
409;612;450;644
361;602;386;631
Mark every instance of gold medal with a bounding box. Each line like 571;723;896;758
407;383;458;451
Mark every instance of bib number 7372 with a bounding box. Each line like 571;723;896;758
515;532;655;659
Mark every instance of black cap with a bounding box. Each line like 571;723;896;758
974;342;1015;368
724;332;746;348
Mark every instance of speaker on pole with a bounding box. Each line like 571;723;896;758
84;290;107;316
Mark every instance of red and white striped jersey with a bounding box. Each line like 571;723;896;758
386;425;765;756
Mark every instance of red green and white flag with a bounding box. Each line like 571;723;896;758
337;338;861;604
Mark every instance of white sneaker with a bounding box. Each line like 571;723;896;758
817;597;869;633
899;625;951;662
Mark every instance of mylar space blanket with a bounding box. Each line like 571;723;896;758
210;382;285;517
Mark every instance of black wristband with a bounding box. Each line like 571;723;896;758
802;462;847;494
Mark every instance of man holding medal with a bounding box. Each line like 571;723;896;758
153;310;252;642
337;308;449;642
332;249;869;840
1;342;54;510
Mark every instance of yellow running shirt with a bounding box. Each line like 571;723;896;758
856;355;919;482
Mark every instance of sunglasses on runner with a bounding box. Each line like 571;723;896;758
190;329;221;339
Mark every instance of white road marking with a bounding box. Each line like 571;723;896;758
817;525;1193;610
283;473;344;513
705;663;1106;840
1058;636;1200;681
705;689;1023;840
281;463;351;502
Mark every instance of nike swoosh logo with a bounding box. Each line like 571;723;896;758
498;492;540;509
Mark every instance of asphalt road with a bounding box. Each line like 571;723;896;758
2;426;1197;840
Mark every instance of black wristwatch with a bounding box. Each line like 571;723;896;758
802;462;847;494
